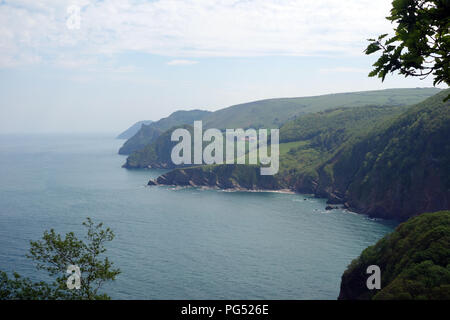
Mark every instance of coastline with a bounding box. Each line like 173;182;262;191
146;181;356;213
148;182;399;227
158;184;297;195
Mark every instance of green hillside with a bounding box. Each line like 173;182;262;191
323;89;450;220
127;104;405;171
150;89;450;221
339;211;450;300
202;88;441;129
123;125;195;169
277;104;410;180
118;110;211;155
145;103;411;188
119;88;440;155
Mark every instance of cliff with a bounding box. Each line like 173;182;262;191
315;89;450;221
338;211;450;300
123;125;194;169
119;110;211;155
150;165;282;190
149;89;450;221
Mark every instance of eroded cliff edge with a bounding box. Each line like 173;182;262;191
149;165;281;191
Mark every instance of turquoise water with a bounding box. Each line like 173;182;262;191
0;134;396;299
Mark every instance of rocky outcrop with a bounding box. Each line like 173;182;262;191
149;165;282;190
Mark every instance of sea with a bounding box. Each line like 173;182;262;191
0;134;397;299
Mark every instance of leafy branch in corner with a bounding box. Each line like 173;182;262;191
1;218;120;300
365;0;449;100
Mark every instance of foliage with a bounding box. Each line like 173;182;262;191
329;89;450;220
276;104;409;178
0;218;120;300
339;211;450;300
124;124;197;169
0;271;61;300
153;103;413;189
365;0;450;100
120;88;440;157
151;89;449;220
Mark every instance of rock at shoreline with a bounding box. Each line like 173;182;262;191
151;164;282;191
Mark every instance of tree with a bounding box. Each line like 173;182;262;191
365;0;450;100
0;218;120;300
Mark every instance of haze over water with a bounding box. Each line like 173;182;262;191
0;134;396;299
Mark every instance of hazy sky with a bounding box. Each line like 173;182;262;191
0;0;445;133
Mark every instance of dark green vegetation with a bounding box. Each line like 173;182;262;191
118;110;211;155
277;104;410;179
150;88;449;221
0;218;119;300
117;120;153;139
339;211;450;300
124;124;195;169
366;0;450;101
120;88;439;156
146;103;405;186
321;89;450;220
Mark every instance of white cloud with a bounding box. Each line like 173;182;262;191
319;67;369;74
167;59;198;66
0;0;393;68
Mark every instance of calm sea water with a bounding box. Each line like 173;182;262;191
0;134;397;299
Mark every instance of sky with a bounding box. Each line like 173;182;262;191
0;0;446;134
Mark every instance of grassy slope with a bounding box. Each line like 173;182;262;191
135;101;405;171
202;88;441;129
134;88;439;170
149;102;413;188
152;88;450;221
120;88;440;155
276;104;411;179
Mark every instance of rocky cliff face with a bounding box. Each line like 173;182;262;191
149;165;282;190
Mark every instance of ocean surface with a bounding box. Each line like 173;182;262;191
0;134;397;299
